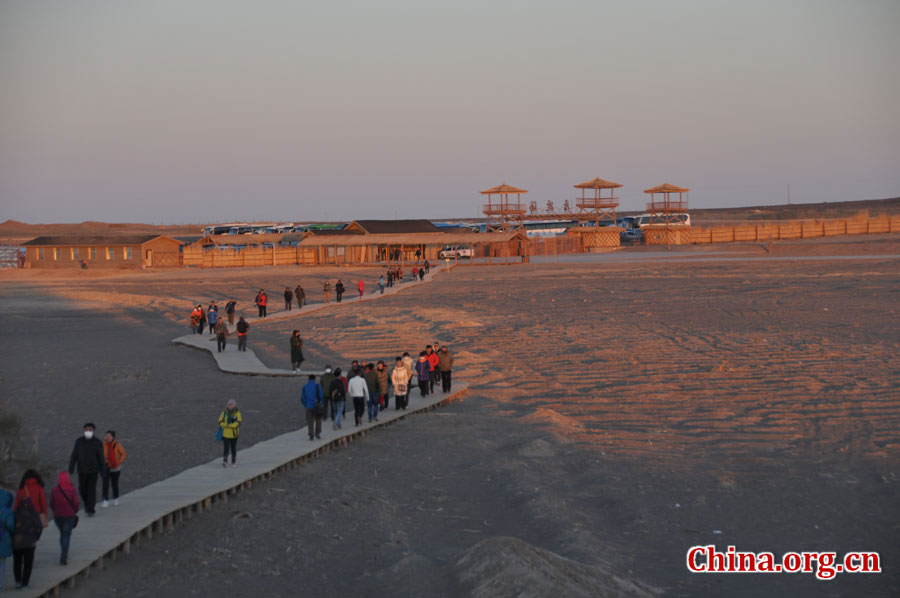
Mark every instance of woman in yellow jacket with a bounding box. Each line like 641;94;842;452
101;430;127;507
219;400;242;468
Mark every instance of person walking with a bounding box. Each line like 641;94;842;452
189;305;202;334
424;259;430;274
397;267;403;284
357;280;365;298
364;363;380;422
218;400;241;467
290;330;305;373
215;317;229;352
376;360;390;409
348;368;370;426
415;352;432;398
412;266;418;281
439;345;454;392
402;351;414;389
319;366;336;420
386;269;393;288
335;280;345;302
257;289;268;317
419;267;425;281
323;281;331;303
378;275;385;294
101;430;126;508
391;357;409;410
67;423;104;516
236;316;249;351
295;284;305;309
207;301;219;335
301;374;323;440
224;298;237;325
426;345;440;393
12;470;47;589
198;304;207;334
48;472;79;565
284;287;293;311
328;368;347;429
0;488;14;588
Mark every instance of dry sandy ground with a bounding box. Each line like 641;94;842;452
1;238;899;597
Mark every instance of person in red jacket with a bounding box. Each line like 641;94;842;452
101;430;127;508
256;289;268;317
425;345;440;393
13;470;47;588
49;472;79;565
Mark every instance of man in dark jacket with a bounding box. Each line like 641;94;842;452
364;363;380;422
438;345;455;392
318;366;335;420
68;422;104;516
301;375;323;440
290;330;304;373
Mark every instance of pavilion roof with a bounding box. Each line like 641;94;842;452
644;183;690;193
481;183;528;195
574;177;622;189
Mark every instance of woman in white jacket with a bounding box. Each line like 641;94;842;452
391;358;410;410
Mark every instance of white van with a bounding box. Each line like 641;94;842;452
635;213;691;229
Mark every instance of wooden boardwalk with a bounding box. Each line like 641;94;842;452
17;384;468;597
12;262;461;596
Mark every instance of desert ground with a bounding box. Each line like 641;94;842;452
1;236;899;597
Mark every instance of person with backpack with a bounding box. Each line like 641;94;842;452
67;423;104;516
101;430;127;508
283;287;293;311
391;357;409;410
290;330;305;373
12;470;47;589
218;400;242;467
0;489;14;590
49;471;79;565
329;367;347;430
301;374;324;441
318;366;335;420
224;298;237;325
236;316;250;351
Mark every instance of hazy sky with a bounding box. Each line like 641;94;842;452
2;0;899;223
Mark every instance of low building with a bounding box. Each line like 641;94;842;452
23;235;183;268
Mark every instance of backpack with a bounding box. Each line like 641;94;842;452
13;495;43;549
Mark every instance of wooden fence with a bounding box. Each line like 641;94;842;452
645;215;900;246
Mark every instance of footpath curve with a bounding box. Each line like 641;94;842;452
173;262;450;375
18;262;463;597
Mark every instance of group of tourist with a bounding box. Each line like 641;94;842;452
296;344;454;441
0;424;126;589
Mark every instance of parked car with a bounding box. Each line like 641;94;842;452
439;245;473;259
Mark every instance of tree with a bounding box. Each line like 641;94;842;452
563;200;571;213
545;200;555;213
529;201;538;215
